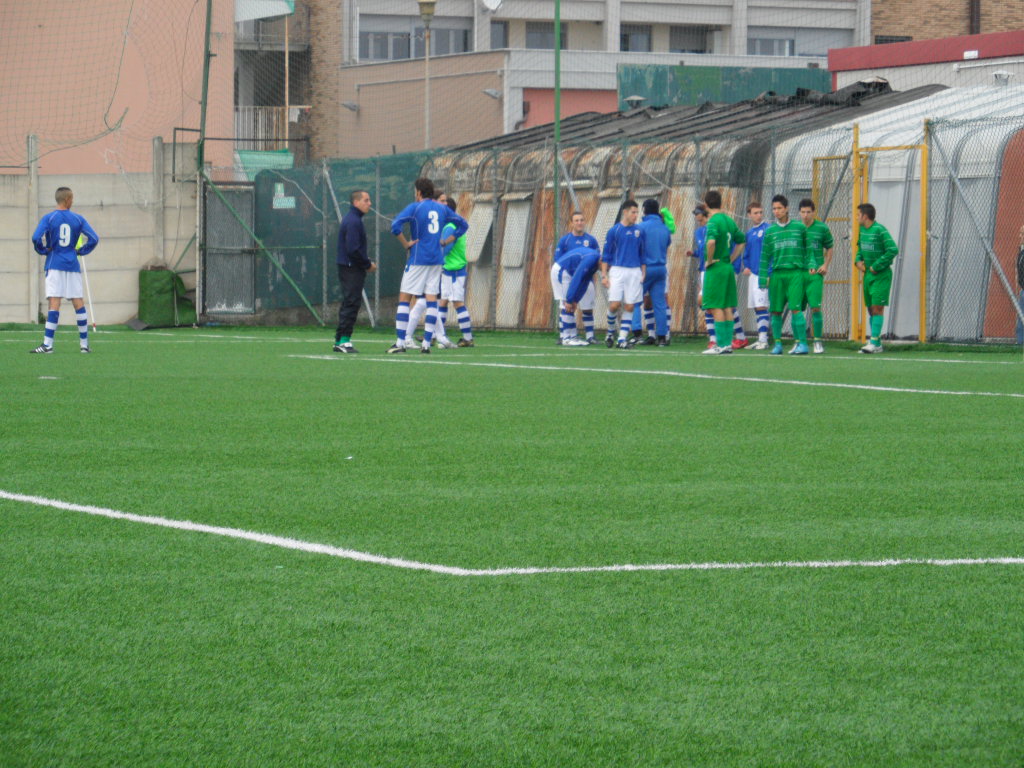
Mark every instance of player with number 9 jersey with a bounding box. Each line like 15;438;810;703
391;198;468;266
32;209;99;272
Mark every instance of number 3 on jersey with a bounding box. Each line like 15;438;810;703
428;210;440;234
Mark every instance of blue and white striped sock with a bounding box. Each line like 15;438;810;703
644;308;655;335
665;305;673;338
732;308;745;340
44;309;59;348
560;309;574;339
606;312;617;337
704;310;716;342
582;310;594;339
756;309;770;341
76;306;89;348
456;306;473;340
406;298;426;337
438;305;448;329
423;301;438;344
618;313;632;341
396;301;410;342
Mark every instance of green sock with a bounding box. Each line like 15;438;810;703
870;314;883;344
812;311;823;339
792;312;808;344
339;335;351;344
770;314;783;342
715;320;732;348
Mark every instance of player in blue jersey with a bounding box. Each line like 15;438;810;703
740;201;770;349
551;246;600;346
562;249;604;315
686;205;716;348
404;189;446;348
30;187;99;353
388;179;468;354
555;212;600;344
629;199;671;347
601;200;645;349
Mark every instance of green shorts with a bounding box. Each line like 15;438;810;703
701;261;738;310
863;268;892;307
805;272;824;309
768;268;807;314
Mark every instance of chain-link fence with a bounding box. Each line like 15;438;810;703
200;114;1024;344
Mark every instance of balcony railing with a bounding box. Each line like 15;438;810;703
234;106;311;152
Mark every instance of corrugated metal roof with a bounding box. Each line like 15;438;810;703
443;80;947;155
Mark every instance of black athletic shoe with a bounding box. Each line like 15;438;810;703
30;345;52;354
80;347;91;354
333;343;358;354
385;344;406;354
604;334;615;348
656;336;668;347
420;346;430;354
640;336;656;346
457;338;474;348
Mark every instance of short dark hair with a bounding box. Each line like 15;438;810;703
570;211;584;220
799;198;816;212
414;177;434;199
858;203;876;221
747;201;762;213
620;200;638;219
446;197;457;212
771;194;789;208
433;189;445;200
693;204;708;217
55;187;73;205
350;189;368;205
703;190;722;209
642;198;660;216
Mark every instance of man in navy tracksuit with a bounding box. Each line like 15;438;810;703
334;190;377;353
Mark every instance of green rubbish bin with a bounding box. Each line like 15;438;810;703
138;268;196;327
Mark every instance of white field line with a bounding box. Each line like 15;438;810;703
291;355;1024;399
3;489;1022;578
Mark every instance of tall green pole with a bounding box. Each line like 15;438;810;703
197;0;214;171
553;0;561;256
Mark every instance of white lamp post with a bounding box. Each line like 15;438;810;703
418;0;437;149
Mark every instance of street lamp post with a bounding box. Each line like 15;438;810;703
418;0;436;150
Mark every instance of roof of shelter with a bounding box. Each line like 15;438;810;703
443;80;948;154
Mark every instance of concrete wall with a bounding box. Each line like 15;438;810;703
0;142;199;325
835;56;1024;89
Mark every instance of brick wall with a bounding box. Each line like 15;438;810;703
873;0;1024;41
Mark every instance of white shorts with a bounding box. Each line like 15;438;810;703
45;269;83;299
400;263;443;296
607;266;643;305
698;271;705;294
748;276;769;309
550;264;595;310
441;272;466;302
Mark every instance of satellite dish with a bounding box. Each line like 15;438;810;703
481;0;503;12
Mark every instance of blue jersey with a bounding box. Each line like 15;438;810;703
564;249;602;304
690;225;707;272
602;222;644;268
555;231;600;260
32;209;99;273
743;221;768;275
391;199;468;266
638;214;671;267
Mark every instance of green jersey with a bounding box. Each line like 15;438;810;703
760;219;808;287
704;212;743;267
803;219;834;269
441;223;467;271
856;220;898;272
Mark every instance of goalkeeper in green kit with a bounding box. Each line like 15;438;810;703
855;203;898;353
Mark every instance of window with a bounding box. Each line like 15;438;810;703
747;38;795;56
526;21;567;50
414;27;472;57
359;31;411;61
670;26;709;54
620;24;652;53
491;20;508;49
875;35;913;44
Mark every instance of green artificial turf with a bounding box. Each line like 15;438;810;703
1;325;1022;766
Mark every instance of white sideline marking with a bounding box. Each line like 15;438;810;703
3;489;1023;578
291;355;1024;399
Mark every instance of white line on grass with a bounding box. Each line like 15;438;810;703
3;489;1022;578
290;355;1024;399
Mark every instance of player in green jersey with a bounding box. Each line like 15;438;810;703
701;189;745;355
798;199;834;354
855;203;898;353
760;194;809;355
